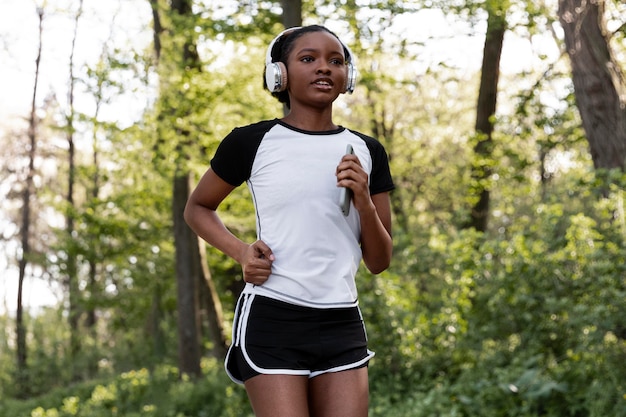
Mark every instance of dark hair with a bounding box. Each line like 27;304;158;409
264;25;351;109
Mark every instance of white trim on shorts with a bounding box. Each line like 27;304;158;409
224;293;375;385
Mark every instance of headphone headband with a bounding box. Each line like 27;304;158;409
265;27;302;66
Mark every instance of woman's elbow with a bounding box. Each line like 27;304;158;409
365;262;390;275
183;199;197;227
363;250;392;275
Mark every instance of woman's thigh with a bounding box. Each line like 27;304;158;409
244;374;310;417
308;367;369;417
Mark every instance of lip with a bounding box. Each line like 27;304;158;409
312;78;334;89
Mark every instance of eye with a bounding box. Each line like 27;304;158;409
330;57;344;65
300;56;314;63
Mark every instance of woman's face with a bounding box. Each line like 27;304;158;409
284;31;348;109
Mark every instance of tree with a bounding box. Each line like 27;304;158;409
150;0;202;378
280;0;302;29
280;0;303;115
558;0;626;174
467;0;509;232
149;0;228;377
64;0;84;380
14;5;45;399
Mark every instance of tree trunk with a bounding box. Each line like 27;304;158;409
166;0;229;375
147;0;167;363
149;0;163;62
558;0;626;172
467;7;506;232
171;0;202;379
85;71;103;377
197;238;228;359
174;171;202;378
66;0;84;381
279;0;302;116
148;0;236;375
280;0;302;29
15;5;45;399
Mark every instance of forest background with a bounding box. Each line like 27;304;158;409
1;0;625;416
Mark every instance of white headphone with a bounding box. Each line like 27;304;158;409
264;27;358;94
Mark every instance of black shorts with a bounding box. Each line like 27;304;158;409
225;294;374;384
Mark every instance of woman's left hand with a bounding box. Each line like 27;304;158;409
336;153;374;213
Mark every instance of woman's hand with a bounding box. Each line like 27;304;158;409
336;153;373;213
241;240;275;285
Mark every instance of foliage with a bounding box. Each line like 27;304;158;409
364;187;626;416
2;189;624;416
0;359;252;417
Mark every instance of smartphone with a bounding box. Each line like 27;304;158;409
339;144;354;216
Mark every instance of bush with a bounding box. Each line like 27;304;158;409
0;359;251;417
365;197;626;416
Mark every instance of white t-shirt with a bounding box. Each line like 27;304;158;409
211;119;394;308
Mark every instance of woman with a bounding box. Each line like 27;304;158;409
184;25;394;417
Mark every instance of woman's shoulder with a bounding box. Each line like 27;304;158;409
345;128;386;151
212;119;280;186
229;119;280;137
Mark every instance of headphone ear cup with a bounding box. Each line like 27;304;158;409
265;62;288;93
343;63;357;94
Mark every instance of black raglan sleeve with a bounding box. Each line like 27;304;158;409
210;120;276;186
352;131;395;195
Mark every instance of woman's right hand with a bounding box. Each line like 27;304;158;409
241;240;275;285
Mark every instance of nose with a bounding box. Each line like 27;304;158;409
316;61;331;74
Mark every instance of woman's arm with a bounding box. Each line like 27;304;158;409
184;168;274;285
356;192;393;274
336;156;393;274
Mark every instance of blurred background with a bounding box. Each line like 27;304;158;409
1;0;625;416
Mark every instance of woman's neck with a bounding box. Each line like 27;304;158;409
281;107;337;132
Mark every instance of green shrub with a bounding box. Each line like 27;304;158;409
0;360;251;417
